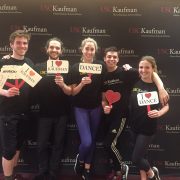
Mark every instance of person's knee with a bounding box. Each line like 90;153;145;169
81;139;92;149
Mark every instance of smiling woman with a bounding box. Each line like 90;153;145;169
70;37;106;180
129;56;169;180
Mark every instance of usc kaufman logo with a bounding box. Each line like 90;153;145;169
100;5;142;16
62;48;81;57
70;26;111;37
158;69;167;79
66;123;77;131
158;123;180;134
165;161;180;169
40;3;82;16
0;4;22;14
148;143;165;152
61;157;75;166
128;27;170;38
166;87;180;97
161;6;180;16
157;48;180;58
0;45;11;55
153;160;180;169
119;48;138;58
10;25;52;36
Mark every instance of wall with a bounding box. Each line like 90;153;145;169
0;0;180;176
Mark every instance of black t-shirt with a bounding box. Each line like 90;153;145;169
70;60;106;108
33;62;71;117
0;57;34;115
103;67;139;118
129;79;160;135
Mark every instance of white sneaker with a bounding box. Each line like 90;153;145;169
152;166;161;180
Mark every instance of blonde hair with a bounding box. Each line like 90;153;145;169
140;56;158;73
80;37;98;51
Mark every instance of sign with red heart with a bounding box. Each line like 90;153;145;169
29;70;35;76
47;60;69;74
145;93;151;99
137;91;159;106
55;60;62;67
105;90;121;105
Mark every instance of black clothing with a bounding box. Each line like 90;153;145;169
129;79;160;172
129;80;159;136
34;62;70;117
0;114;28;160
103;67;139;118
0;57;34;159
70;60;106;108
34;61;70;173
102;67;139;170
0;57;33;115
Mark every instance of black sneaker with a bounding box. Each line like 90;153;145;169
121;163;129;180
82;169;91;180
152;166;161;180
74;154;84;175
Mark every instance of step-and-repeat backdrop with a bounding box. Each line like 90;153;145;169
0;0;180;176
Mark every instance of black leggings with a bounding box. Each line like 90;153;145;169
131;131;154;172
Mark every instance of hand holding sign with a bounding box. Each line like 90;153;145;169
105;90;121;106
137;91;159;112
81;76;92;86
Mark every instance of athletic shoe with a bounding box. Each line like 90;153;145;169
74;154;84;175
152;166;161;180
121;163;129;180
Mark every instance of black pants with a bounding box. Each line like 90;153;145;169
103;115;127;171
37;116;67;173
130;130;154;172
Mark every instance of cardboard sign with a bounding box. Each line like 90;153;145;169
47;60;69;74
137;91;159;106
105;90;121;105
17;63;42;87
0;65;21;79
0;72;7;88
79;63;102;74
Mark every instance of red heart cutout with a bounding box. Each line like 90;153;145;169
55;60;62;67
145;93;151;99
29;70;35;76
105;90;121;105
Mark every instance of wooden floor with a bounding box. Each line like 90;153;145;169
0;173;180;180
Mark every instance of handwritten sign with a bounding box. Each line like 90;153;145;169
79;63;102;74
47;60;69;74
137;91;159;106
1;65;21;79
0;73;7;88
17;63;42;87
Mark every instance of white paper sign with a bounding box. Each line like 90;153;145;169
0;73;7;88
79;63;102;74
47;60;69;74
17;63;42;87
0;65;21;79
137;91;159;106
